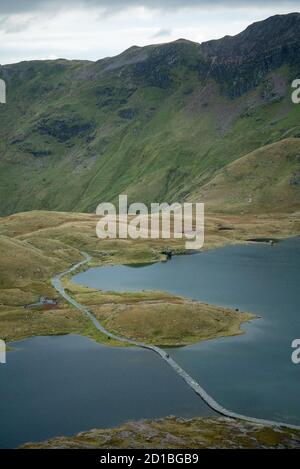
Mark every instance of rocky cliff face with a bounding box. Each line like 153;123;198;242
92;13;300;96
200;13;300;97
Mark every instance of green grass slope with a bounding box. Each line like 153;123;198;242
193;138;300;213
0;14;299;215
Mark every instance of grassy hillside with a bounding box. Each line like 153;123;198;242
194;138;300;213
0;208;257;346
0;209;299;344
0;14;299;215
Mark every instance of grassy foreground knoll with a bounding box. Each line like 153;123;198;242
0;210;299;344
22;416;300;449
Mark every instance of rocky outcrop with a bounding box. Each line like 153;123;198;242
21;416;300;449
36;115;95;142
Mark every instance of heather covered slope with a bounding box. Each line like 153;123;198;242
0;13;300;215
22;416;300;449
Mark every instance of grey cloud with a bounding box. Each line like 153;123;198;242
0;17;36;34
151;28;172;39
0;0;299;15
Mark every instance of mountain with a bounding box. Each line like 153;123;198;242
0;13;300;215
194;138;300;213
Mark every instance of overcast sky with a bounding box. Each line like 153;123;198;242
0;1;299;64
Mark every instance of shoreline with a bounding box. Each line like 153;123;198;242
51;250;300;432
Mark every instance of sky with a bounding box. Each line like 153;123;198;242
0;1;299;65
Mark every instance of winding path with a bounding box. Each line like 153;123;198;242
52;252;300;432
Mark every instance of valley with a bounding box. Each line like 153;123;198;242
0;210;298;345
0;14;299;216
0;209;299;448
0;11;300;450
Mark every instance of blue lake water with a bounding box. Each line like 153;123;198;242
0;335;214;448
73;237;300;426
1;237;299;448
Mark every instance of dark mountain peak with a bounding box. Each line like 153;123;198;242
98;13;300;79
195;12;300;97
242;12;300;39
172;38;197;45
201;12;300;59
2;13;299;98
96;37;200;75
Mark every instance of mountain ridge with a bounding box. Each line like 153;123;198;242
0;13;299;216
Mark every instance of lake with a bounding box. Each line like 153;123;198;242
73;237;300;426
0;334;215;449
1;237;299;448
